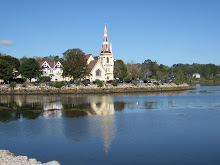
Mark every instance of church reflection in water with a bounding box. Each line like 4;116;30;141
0;94;115;153
88;96;115;153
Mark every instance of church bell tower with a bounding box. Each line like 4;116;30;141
99;24;114;80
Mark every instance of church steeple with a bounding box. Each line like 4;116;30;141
101;24;111;54
99;24;114;80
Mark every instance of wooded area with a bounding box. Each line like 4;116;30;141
1;52;220;84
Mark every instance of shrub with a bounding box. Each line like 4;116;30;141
97;80;103;87
112;80;119;86
83;81;88;86
174;80;180;85
131;80;137;86
153;82;159;86
10;81;16;89
52;81;65;88
40;76;50;83
76;80;81;86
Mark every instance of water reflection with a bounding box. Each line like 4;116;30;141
0;94;117;153
0;91;190;122
0;95;117;121
100;115;115;153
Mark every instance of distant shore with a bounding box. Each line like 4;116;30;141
0;83;192;95
188;80;220;86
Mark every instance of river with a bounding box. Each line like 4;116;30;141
0;86;220;165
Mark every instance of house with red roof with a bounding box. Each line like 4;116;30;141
40;61;65;81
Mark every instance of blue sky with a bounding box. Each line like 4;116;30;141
0;0;220;66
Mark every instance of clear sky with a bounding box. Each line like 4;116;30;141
0;0;220;66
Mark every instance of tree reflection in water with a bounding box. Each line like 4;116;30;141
144;102;157;109
0;94;116;153
114;102;126;111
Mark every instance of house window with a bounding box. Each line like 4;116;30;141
107;57;109;63
96;69;101;76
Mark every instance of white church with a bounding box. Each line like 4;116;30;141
40;24;114;82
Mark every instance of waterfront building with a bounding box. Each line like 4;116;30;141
84;24;114;81
40;24;114;82
192;73;201;78
98;24;114;80
40;61;64;81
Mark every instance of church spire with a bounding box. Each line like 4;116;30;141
101;24;111;54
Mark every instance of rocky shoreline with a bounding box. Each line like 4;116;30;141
0;83;192;95
0;150;60;165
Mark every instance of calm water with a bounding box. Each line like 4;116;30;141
0;86;220;165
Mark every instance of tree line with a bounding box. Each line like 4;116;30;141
1;49;220;84
0;49;88;83
114;59;220;82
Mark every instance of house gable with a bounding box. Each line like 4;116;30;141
54;61;62;68
41;61;51;68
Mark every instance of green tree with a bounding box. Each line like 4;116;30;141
0;55;20;71
19;58;42;82
20;56;28;64
10;81;16;89
126;61;142;79
114;60;128;79
0;59;13;82
141;59;158;78
60;48;88;79
0;54;20;82
43;55;59;62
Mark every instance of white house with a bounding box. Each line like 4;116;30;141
192;73;201;78
40;61;65;81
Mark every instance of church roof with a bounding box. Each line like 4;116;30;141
84;54;92;61
87;59;98;73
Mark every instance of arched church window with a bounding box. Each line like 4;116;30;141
107;57;109;63
96;69;101;76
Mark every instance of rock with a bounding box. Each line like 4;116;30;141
43;161;61;165
0;149;61;165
